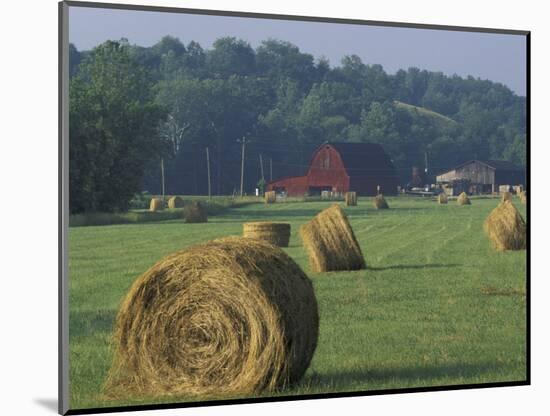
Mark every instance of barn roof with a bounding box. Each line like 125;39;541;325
436;159;524;176
314;142;396;176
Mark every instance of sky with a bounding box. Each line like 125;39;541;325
69;6;527;96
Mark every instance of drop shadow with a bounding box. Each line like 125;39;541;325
367;263;461;271
34;398;57;413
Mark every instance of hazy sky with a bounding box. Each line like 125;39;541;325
69;6;527;96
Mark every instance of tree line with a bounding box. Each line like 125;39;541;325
69;36;526;213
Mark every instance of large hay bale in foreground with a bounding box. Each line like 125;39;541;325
184;201;207;223
519;191;527;204
243;222;291;247
265;191;276;204
483;200;526;251
168;196;184;209
373;194;389;209
104;237;319;398
457;192;471;205
345;191;357;206
437;193;448;204
149;198;164;212
501;191;513;202
299;204;366;272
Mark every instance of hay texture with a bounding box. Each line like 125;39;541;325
501;191;513;202
457;192;471;205
243;222;291;247
184;201;207;223
345;191;357;206
168;196;184;209
373;194;389;209
483;200;526;251
104;237;319;399
149;198;164;212
264;191;276;204
299;204;366;272
519;191;527;204
437;193;448;204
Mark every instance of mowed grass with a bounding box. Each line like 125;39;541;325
68;196;527;410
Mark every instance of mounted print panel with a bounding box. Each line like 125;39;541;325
59;1;529;414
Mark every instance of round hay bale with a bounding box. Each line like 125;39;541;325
168;196;184;209
457;192;471;205
373;194;389;209
264;191;276;204
104;237;319;398
243;222;291;247
149;197;164;212
184;201;207;223
519;190;527;204
483;200;526;251
437;193;448;204
501;191;513;202
345;191;357;206
299;204;366;272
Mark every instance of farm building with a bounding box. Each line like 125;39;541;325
436;160;525;195
267;142;398;196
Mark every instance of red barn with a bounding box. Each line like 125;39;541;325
268;142;398;196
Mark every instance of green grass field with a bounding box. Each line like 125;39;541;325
68;196;527;410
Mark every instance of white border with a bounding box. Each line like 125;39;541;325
2;1;548;415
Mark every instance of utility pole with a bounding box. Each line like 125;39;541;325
237;136;248;197
424;151;429;175
259;154;265;181
270;157;273;182
206;147;211;200
161;158;165;200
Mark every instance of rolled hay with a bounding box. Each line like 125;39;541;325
519;191;527;204
149;197;164;212
483;200;526;251
264;190;276;204
437;193;448;204
299;204;366;272
457;192;471;205
168;196;184;209
501;191;513;202
104;237;319;399
373;194;389;209
243;222;291;247
184;201;207;223
345;191;357;206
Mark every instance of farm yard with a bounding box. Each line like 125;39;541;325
68;195;527;410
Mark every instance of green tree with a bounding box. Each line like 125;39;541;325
69;40;166;213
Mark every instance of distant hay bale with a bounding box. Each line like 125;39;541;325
167;196;184;209
457;192;471;205
345;191;357;206
499;185;511;194
299;204;366;272
243;222;291;247
373;194;389;209
265;191;276;204
501;191;513;202
513;185;524;195
184;201;207;223
104;237;319;399
437;193;448;204
519;191;527;204
483;200;526;251
149;198;164;212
